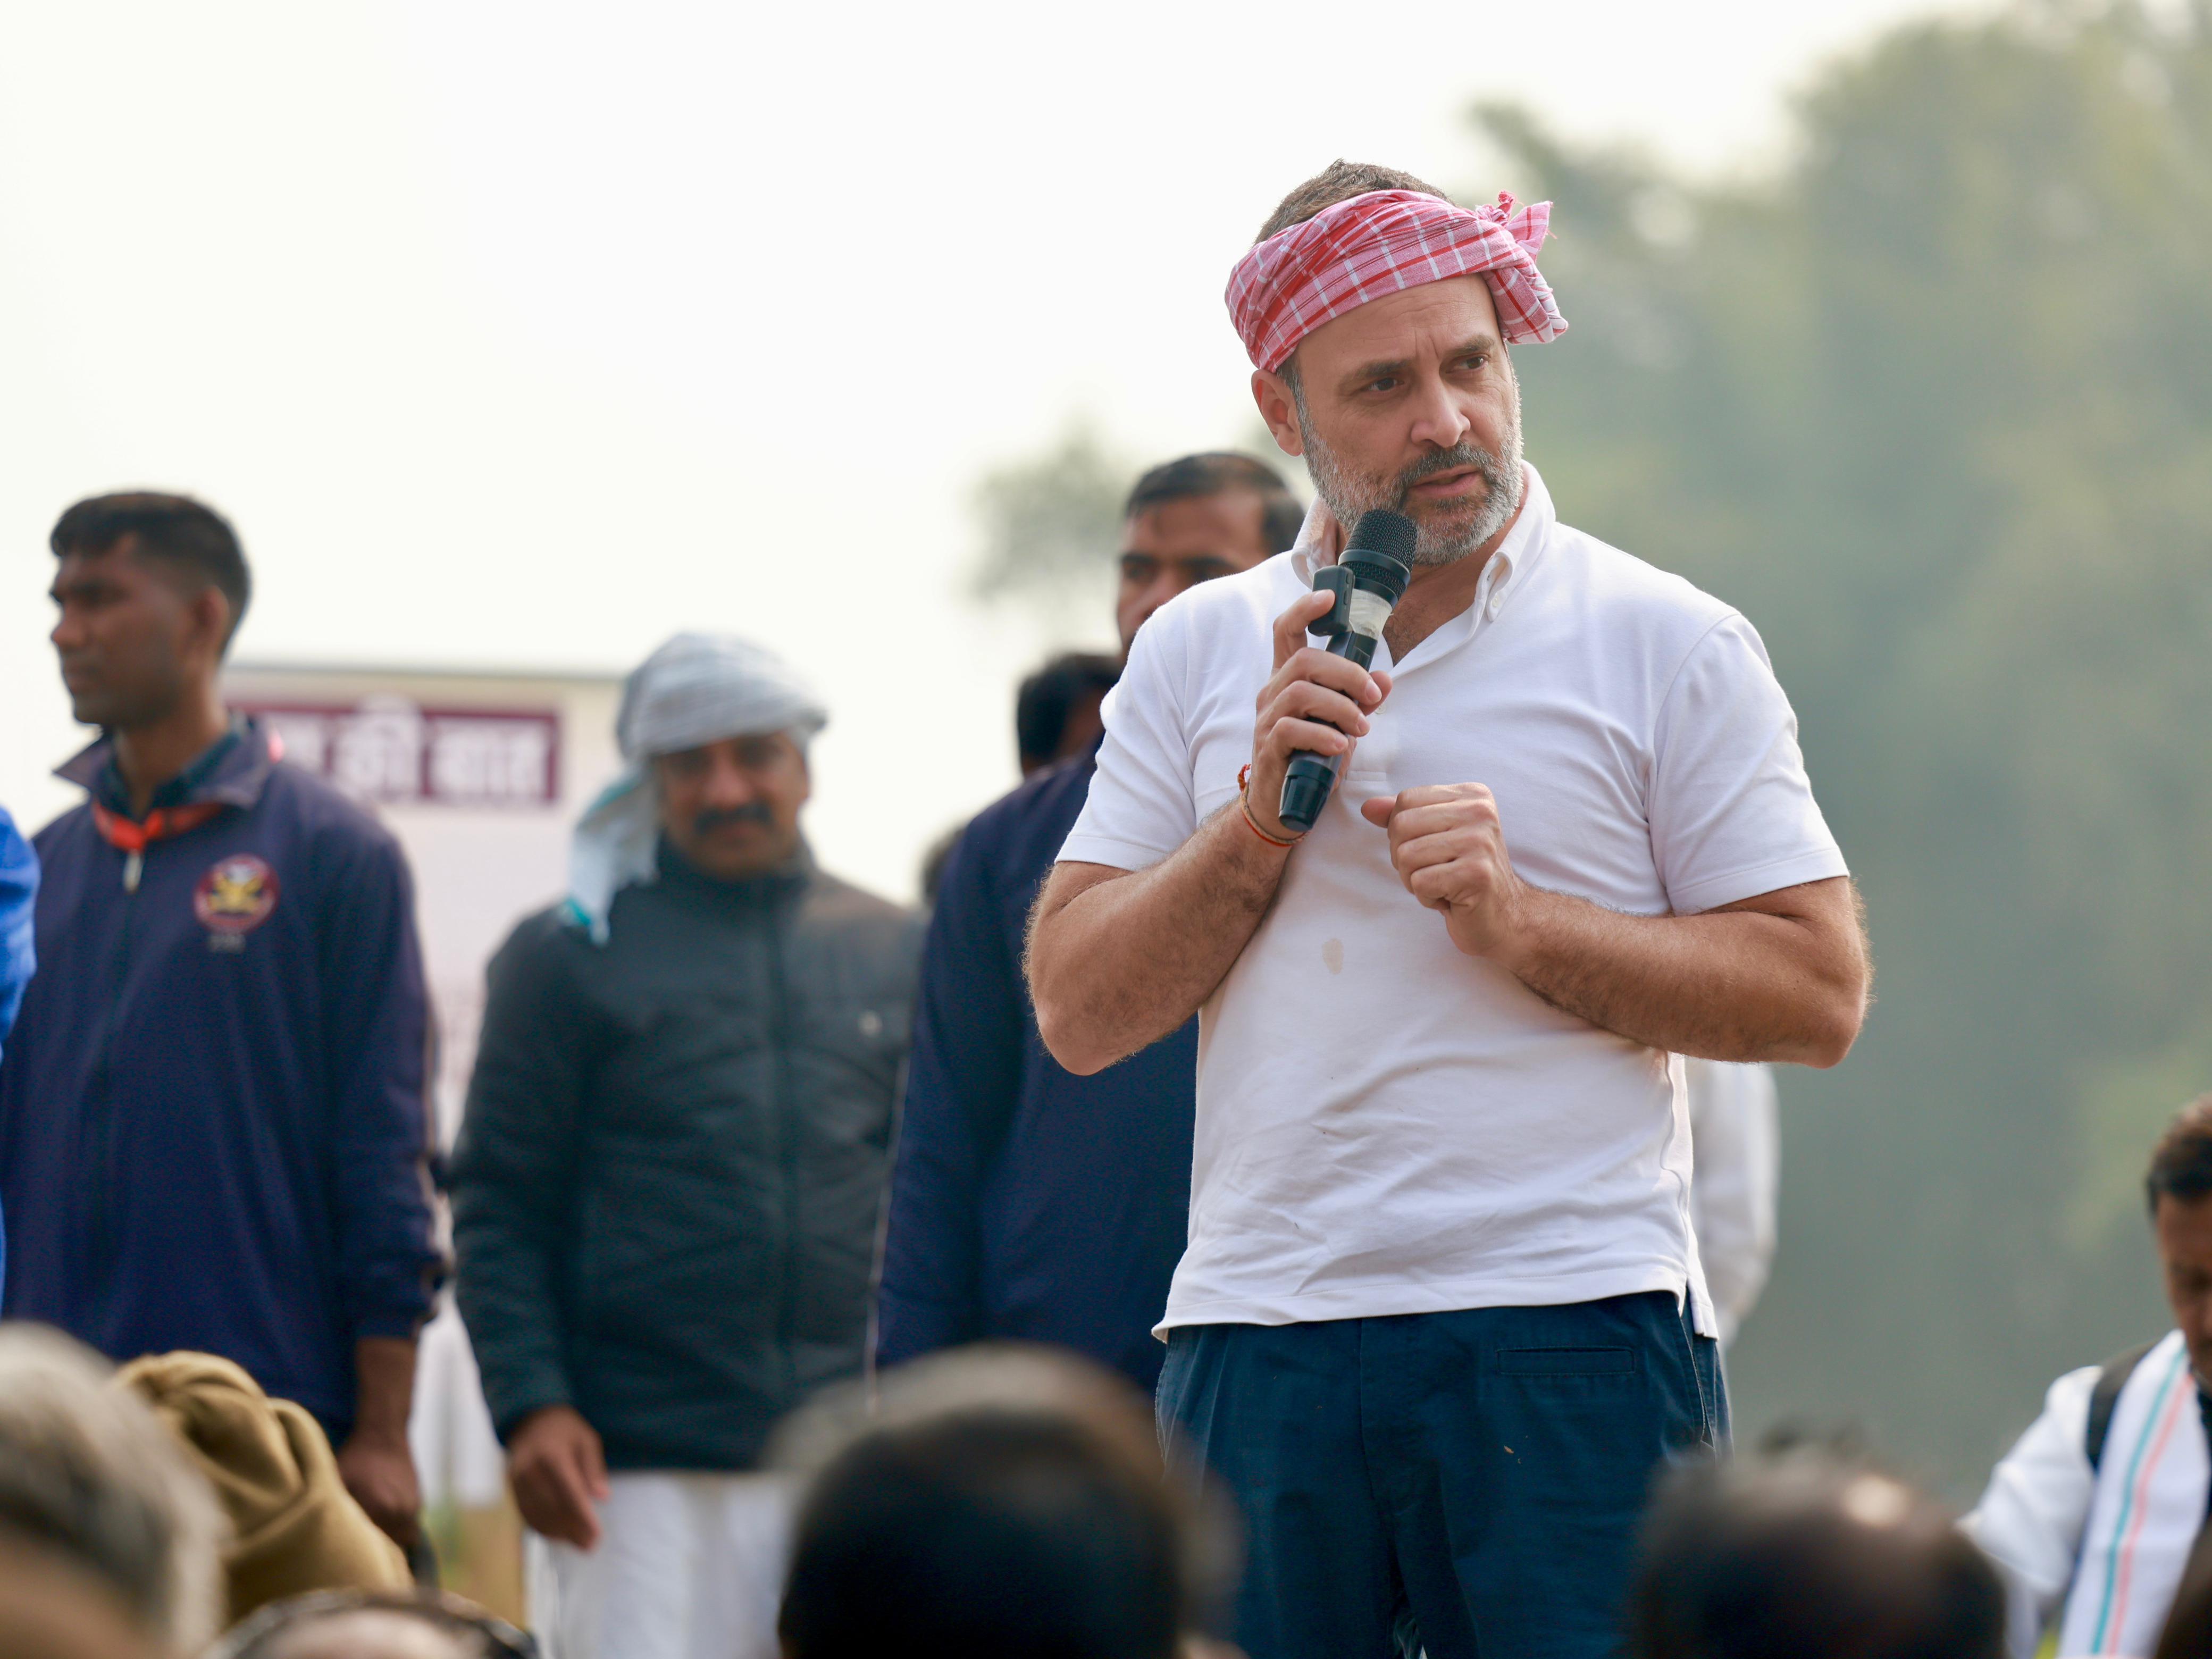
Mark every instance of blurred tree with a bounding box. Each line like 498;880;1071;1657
1479;0;2212;1488
965;420;1309;636
968;420;1132;605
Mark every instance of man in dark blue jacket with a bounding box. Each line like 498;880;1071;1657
0;493;441;1548
877;454;1300;1389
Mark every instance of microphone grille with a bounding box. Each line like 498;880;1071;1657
1348;509;1418;569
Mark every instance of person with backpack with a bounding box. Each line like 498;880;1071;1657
1967;1094;2212;1657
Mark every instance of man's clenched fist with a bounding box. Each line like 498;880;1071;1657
1360;783;1531;960
507;1404;611;1550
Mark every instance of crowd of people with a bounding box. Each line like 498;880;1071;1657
0;156;2202;1658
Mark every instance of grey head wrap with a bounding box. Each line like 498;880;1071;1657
566;632;828;942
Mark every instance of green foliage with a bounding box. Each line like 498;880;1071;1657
2065;1023;2212;1250
1479;0;2212;1486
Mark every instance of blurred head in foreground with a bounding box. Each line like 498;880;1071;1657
0;1528;165;1659
775;1344;1236;1659
1629;1449;2003;1659
0;1323;227;1654
2145;1094;2212;1387
207;1589;536;1659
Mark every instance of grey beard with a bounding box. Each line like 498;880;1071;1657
1296;398;1524;567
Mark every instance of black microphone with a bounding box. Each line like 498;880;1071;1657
1278;508;1417;834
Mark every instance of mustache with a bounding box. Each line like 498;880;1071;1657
693;802;775;835
1393;442;1509;508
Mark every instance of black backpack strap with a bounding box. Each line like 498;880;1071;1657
2087;1340;2161;1472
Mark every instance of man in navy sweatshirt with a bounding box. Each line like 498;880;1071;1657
876;454;1298;1388
0;493;441;1548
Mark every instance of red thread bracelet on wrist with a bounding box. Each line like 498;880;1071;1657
1236;765;1298;849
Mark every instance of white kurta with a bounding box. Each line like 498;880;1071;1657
1683;1059;1779;1346
526;1472;792;1659
1967;1330;2206;1658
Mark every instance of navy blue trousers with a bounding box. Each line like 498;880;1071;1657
1157;1292;1725;1659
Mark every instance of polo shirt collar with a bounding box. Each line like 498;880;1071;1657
1288;463;1555;675
1289;461;1556;615
1479;462;1555;620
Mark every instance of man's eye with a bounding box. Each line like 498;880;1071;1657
1366;377;1399;393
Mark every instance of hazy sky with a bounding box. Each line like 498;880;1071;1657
1;0;1985;897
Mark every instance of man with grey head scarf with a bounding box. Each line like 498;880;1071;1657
450;632;922;1659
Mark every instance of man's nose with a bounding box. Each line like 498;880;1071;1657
1406;372;1470;451
698;755;758;806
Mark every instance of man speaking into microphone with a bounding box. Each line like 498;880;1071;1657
1026;161;1871;1659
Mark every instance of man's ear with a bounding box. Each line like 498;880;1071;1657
1251;369;1304;459
186;584;236;665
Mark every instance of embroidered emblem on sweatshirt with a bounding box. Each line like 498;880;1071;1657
195;855;280;950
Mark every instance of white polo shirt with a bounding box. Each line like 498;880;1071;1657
1060;466;1847;1337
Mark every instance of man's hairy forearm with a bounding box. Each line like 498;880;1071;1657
1496;879;1869;1067
1027;805;1288;1075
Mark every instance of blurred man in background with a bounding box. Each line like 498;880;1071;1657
1015;652;1122;777
1967;1094;2212;1658
1;492;442;1550
918;650;1124;908
877;454;1300;1391
450;633;921;1659
1630;1448;2003;1659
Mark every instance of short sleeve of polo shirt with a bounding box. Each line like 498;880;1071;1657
1058;608;1198;872
1648;612;1848;914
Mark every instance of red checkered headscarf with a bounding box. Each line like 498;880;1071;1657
1226;189;1566;373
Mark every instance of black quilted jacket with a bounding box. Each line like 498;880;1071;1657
451;843;920;1470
